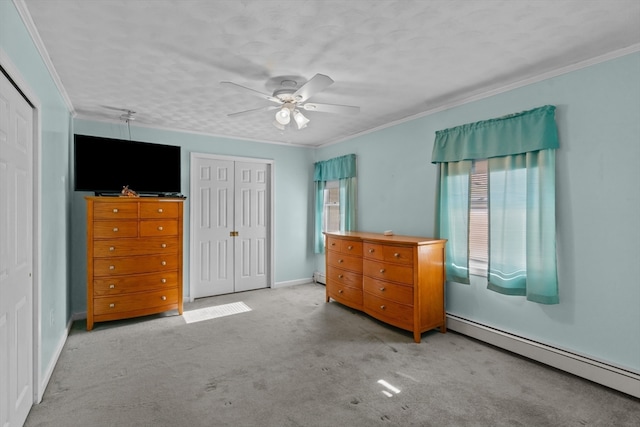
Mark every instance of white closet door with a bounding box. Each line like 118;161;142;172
190;155;270;298
191;157;235;297
234;161;268;292
0;69;34;427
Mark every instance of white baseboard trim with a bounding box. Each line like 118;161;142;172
37;317;73;403
272;278;315;289
446;314;640;398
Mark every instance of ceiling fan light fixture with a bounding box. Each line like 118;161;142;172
275;107;291;125
293;110;309;129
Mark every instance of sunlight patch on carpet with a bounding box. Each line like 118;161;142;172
183;302;252;324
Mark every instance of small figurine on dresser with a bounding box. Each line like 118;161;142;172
121;185;138;197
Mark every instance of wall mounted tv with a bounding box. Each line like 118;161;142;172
74;134;181;195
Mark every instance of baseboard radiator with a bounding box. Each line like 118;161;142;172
446;314;640;398
313;271;326;285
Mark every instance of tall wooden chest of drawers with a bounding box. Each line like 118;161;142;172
86;197;185;330
325;231;446;343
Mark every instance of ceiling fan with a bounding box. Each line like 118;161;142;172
221;74;360;130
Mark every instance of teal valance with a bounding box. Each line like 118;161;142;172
314;153;356;181
431;105;558;163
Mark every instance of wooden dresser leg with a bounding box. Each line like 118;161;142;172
413;331;421;343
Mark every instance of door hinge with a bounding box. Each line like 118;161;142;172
230;231;239;237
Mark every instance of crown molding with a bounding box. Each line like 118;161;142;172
13;0;76;116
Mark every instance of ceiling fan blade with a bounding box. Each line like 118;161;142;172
292;74;334;103
301;102;360;115
220;81;282;103
227;105;279;117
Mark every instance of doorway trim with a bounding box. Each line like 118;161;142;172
188;152;275;301
0;48;42;403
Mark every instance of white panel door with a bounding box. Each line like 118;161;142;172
191;156;270;298
234;162;268;292
0;71;34;427
191;157;235;298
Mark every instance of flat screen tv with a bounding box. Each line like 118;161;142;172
74;134;181;195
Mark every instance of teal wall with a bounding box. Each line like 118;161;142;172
1;0;72;380
71;120;316;313
316;52;640;372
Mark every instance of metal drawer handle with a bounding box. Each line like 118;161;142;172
161;261;167;266
161;278;167;283
161;243;167;248
113;227;119;232
158;226;164;231
379;268;385;273
158;208;163;213
109;265;115;270
109;284;115;289
331;242;336;246
109;246;115;251
394;253;400;258
369;248;374;253
338;259;343;263
347;245;353;250
338;289;343;294
338;274;343;279
379;287;385;291
380;305;386;310
109;303;115;308
161;296;167;301
112;208;118;213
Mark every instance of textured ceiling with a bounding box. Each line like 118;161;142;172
22;0;640;147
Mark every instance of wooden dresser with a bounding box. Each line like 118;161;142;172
325;231;446;343
85;196;185;330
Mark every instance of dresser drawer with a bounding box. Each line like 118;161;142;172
327;266;362;290
364;292;413;330
326;237;362;256
363;260;413;285
93;236;179;257
93;271;178;296
93;221;138;238
363;276;413;305
140;202;179;218
140;219;178;236
93;254;179;276
93;202;138;219
326;237;342;252
326;280;363;308
339;240;362;256
93;288;179;316
364;243;413;265
327;251;362;273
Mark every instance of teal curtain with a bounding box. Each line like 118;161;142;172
313;180;326;253
487;150;559;304
339;177;357;232
314;154;357;254
432;106;559;304
437;160;471;284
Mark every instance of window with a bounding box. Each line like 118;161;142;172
432;106;559;303
313;154;357;253
469;159;488;276
323;181;340;233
